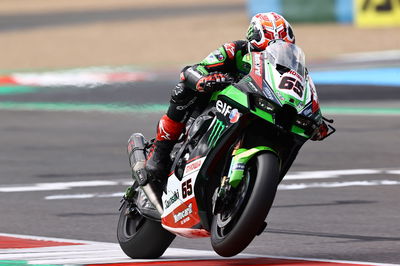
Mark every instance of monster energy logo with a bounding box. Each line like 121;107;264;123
208;118;226;148
246;24;254;39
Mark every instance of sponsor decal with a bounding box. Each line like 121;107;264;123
229;108;241;123
173;203;193;224
158;119;171;140
214;50;225;61
161;198;200;229
275;90;286;102
208;118;226;148
206;53;219;64
216;100;232;116
254;53;262;77
250;52;263;89
248;81;259;92
164;190;179;209
223;43;236;59
205;50;225;64
232;162;245;171
262;81;275;101
302;105;312;116
185;160;202;175
176;97;197;110
289;70;304;82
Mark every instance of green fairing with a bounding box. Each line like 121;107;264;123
252;107;274;123
291;125;307;137
212;86;275;124
267;63;278;91
228;146;277;188
235;50;251;74
211;86;248;107
212;85;312;138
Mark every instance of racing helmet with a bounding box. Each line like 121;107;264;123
246;12;295;51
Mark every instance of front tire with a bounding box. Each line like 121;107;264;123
117;201;175;259
211;152;280;257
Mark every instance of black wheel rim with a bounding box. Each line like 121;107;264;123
123;205;146;238
215;165;255;238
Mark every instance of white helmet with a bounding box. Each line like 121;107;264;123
246;12;295;51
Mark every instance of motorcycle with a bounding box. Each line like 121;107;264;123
117;40;335;258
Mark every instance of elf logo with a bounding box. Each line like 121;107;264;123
216;100;232;116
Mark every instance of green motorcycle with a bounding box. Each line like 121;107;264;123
117;40;335;258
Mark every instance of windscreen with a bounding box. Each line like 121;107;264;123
264;40;306;78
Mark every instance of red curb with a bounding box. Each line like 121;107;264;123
0;235;83;249
87;258;372;266
0;76;17;85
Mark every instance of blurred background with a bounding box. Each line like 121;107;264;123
0;0;399;71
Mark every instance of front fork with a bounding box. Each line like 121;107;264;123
212;145;278;214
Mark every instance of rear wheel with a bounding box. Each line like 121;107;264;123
117;200;175;259
211;152;280;257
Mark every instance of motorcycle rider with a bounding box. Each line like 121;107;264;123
145;12;328;183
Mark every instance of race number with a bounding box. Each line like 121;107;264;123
278;76;304;98
182;179;193;199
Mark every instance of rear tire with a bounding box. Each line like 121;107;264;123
117;201;175;259
211;152;279;257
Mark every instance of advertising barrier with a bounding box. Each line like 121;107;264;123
248;0;353;23
355;0;400;27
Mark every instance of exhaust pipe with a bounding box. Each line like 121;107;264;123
127;133;163;216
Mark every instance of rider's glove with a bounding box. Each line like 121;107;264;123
311;122;329;141
196;72;230;92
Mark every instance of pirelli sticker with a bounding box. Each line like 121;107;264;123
355;0;400;27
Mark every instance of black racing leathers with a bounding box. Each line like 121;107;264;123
166;40;251;123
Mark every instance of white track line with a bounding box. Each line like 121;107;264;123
279;179;400;190
0;168;399;199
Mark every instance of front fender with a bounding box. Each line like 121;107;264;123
228;146;278;188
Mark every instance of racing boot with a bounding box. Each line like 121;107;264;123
146;114;184;185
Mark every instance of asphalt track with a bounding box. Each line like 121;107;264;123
0;66;400;265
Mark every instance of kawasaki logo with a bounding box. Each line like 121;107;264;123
164;190;179;209
173;203;193;223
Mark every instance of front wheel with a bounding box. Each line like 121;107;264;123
117;201;175;259
211;152;280;257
